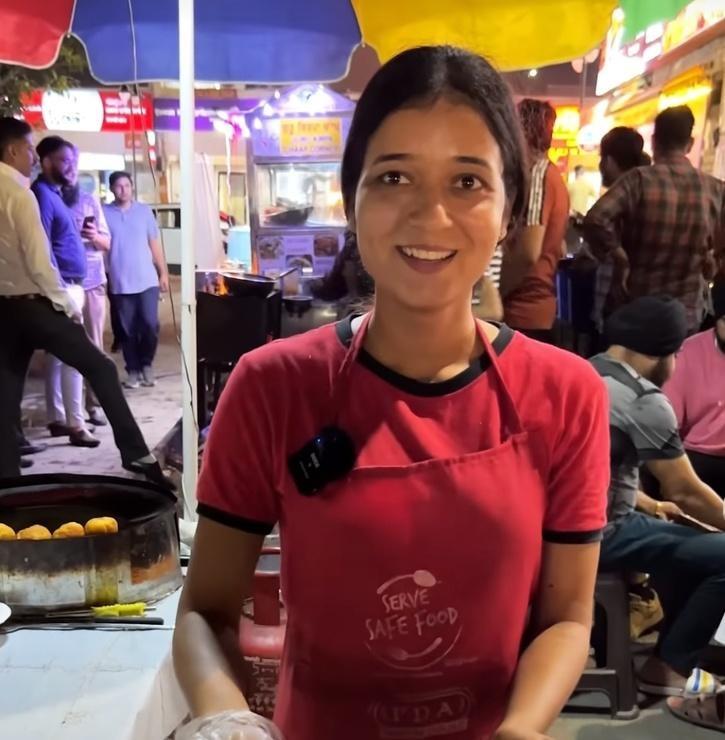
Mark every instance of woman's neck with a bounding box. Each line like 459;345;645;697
361;295;492;383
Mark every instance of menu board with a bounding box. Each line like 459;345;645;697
257;232;342;278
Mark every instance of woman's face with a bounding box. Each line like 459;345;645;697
353;98;509;312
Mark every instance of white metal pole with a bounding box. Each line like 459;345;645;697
179;0;198;518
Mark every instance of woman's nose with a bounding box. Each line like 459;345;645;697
407;184;452;227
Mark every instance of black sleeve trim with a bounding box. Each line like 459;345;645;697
197;503;275;535
543;528;604;544
638;447;685;461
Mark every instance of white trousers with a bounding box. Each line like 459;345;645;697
44;285;87;429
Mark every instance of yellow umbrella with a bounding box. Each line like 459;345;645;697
354;0;618;71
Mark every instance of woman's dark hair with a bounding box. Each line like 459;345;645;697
109;170;133;188
600;127;647;172
654;105;695;154
341;46;527;229
0;117;32;158
517;98;557;155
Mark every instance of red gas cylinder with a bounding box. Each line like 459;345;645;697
239;547;286;719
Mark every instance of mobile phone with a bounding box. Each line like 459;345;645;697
83;216;95;229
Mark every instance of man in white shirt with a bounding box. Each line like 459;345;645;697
0;117;170;488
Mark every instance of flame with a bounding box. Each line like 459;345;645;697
217;276;229;296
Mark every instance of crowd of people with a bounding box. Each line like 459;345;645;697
0;117;170;487
502;101;725;729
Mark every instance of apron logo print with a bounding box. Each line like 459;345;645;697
369;688;473;739
364;569;462;671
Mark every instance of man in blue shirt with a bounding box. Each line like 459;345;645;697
104;171;169;389
32;136;98;447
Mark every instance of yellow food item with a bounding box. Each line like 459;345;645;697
17;525;52;540
53;522;85;539
84;517;119;535
0;523;16;540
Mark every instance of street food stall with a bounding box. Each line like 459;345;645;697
245;85;355;288
2;2;707;738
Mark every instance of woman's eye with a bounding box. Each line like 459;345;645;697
379;171;410;185
455;174;484;190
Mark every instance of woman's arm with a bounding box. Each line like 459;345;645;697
173;517;265;716
495;541;600;739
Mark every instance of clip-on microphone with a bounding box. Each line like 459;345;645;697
288;426;357;496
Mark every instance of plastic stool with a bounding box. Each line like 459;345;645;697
576;572;640;719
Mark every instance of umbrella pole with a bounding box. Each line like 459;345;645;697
179;0;199;518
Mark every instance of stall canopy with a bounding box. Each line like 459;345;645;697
0;0;624;80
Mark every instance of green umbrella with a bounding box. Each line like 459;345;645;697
620;0;691;42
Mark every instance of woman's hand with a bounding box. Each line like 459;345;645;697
175;710;284;740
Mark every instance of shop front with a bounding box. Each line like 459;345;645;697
596;1;725;171
245;84;355;284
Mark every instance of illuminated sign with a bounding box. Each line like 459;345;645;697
23;89;153;133
549;106;581;171
597;1;725;96
663;1;725;53
279;117;343;157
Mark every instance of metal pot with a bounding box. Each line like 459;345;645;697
0;474;182;614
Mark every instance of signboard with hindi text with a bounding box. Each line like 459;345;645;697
279;117;343;158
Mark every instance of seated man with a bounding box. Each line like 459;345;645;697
591;296;725;696
664;278;725;497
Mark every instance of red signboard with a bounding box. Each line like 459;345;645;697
22;89;153;133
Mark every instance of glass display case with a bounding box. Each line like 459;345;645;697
245;84;355;281
255;162;346;229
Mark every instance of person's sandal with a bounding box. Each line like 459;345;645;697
668;691;725;732
639;668;721;697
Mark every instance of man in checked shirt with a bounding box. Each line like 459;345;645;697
584;105;725;334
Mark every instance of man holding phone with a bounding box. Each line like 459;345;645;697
63;146;111;427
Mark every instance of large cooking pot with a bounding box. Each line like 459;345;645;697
0;474;182;614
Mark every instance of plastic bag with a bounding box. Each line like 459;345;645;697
175;710;284;740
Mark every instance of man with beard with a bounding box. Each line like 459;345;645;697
664;278;725;497
62;145;111;427
591;296;725;696
0;119;169;487
32;136;98;446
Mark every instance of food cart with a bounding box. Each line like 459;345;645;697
245;84;355;287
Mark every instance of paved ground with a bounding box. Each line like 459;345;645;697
16;280;720;739
20;286;184;480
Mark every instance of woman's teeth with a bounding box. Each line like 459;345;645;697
400;246;455;261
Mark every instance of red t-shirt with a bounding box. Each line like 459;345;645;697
199;320;608;540
197;320;610;737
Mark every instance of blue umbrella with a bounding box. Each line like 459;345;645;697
73;0;361;83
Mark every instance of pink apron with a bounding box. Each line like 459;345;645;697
275;317;548;740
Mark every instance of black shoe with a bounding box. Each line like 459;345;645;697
48;422;71;438
20;458;34;469
20;442;48;456
86;412;107;427
69;429;101;448
123;459;176;491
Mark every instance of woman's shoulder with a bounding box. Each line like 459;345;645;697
235;321;346;382
501;331;606;402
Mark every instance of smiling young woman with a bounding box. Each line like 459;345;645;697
173;46;611;740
